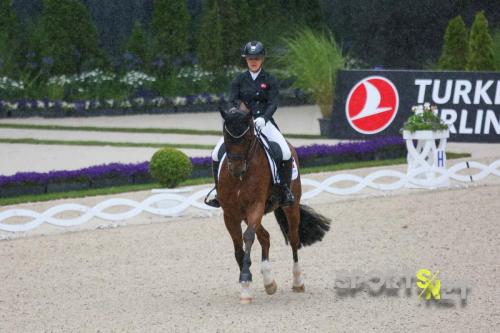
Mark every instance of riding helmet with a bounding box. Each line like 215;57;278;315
241;41;266;58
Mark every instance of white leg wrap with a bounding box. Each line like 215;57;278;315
293;262;304;287
240;282;252;300
260;260;274;286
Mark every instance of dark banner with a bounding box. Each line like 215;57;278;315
330;70;500;142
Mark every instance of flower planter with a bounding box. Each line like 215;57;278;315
0;184;46;197
46;181;90;193
318;118;333;137
90;177;131;189
402;129;450;188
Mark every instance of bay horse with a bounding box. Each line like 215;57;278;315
217;106;331;304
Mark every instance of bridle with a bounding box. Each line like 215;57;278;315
223;121;258;169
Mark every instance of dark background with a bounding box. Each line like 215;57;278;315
11;0;500;69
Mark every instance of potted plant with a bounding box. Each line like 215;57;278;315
401;102;449;140
282;29;344;137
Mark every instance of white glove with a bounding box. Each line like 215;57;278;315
254;117;266;131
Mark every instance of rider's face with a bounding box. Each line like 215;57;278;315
246;56;264;72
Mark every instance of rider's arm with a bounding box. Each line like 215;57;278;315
263;75;279;121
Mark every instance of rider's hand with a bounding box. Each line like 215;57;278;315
254;117;266;131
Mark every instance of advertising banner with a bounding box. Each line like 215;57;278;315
330;70;500;142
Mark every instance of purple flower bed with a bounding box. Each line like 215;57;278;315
0;136;405;198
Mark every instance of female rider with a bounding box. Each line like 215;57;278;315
205;41;295;208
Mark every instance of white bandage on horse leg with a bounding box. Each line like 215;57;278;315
260;260;274;286
240;281;252;302
293;262;304;287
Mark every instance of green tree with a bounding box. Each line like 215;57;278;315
197;0;223;72
466;11;496;71
41;0;101;74
125;21;150;68
287;0;325;31
246;0;283;46
438;16;468;70
492;29;500;71
0;0;20;75
152;0;190;63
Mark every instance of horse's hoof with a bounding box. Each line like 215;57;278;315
292;284;305;293
265;280;278;295
240;296;252;304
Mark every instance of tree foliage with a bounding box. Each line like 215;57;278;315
41;0;101;74
0;0;21;75
197;0;223;72
466;11;496;71
125;21;150;67
438;16;468;70
152;0;190;62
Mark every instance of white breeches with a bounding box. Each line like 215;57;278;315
212;121;291;162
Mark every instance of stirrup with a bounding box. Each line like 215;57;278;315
204;187;220;208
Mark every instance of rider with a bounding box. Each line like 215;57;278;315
205;40;295;208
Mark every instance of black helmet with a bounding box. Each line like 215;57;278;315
241;41;266;58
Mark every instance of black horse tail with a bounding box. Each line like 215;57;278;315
274;204;331;248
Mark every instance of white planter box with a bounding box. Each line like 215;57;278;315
403;129;450;188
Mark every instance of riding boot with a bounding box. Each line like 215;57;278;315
204;160;221;208
278;158;295;207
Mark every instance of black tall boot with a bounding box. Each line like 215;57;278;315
204;160;220;208
278;158;295;207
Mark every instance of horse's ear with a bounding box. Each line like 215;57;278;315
218;106;227;120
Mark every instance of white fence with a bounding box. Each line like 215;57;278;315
1;159;499;233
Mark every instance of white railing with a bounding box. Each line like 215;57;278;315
1;159;499;233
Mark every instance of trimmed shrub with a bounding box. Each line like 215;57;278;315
438;16;468;70
149;147;193;188
466;11;496;71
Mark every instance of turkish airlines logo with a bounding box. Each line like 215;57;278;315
346;76;399;134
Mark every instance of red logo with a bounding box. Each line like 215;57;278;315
345;76;399;134
260;83;268;89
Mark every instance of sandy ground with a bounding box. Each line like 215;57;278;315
1;155;500;332
0;180;499;332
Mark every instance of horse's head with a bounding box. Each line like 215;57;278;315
219;106;256;178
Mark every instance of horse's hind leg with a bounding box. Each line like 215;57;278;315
283;205;305;292
256;224;277;295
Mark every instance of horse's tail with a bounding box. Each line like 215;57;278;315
274;205;331;248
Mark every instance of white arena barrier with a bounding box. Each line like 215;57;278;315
1;159;499;233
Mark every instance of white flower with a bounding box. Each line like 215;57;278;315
431;105;438;116
173;96;186;106
415;105;424;115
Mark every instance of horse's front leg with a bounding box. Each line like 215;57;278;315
239;206;264;304
223;213;244;274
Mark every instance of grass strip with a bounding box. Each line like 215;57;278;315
0;152;470;206
0;138;213;150
0;123;324;140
